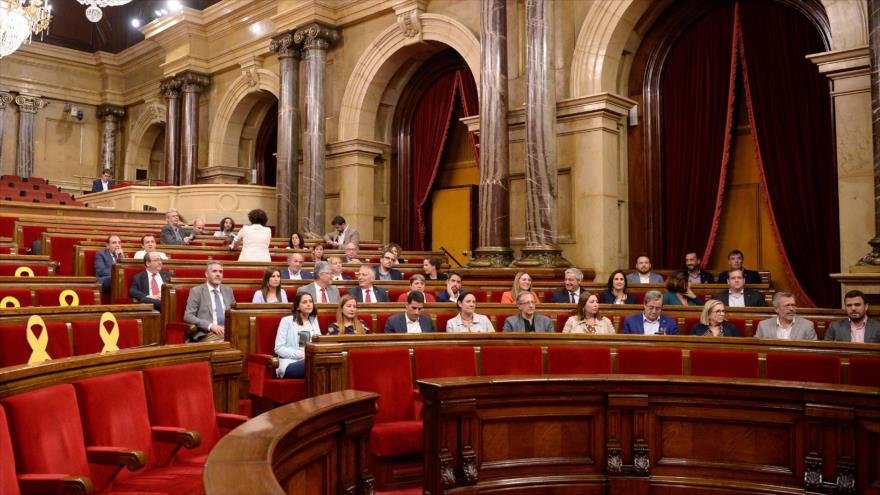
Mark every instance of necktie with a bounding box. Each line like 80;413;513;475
212;289;224;325
570;292;575;304
320;287;328;303
150;274;160;298
364;289;372;303
173;227;182;241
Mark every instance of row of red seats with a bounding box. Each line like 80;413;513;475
0;287;98;307
0;319;140;368
0;361;246;494
0;175;50;185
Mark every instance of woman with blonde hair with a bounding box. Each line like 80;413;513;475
327;294;371;335
692;299;740;337
563;291;615;334
500;272;541;304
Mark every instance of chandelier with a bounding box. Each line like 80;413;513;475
0;0;52;58
76;0;131;23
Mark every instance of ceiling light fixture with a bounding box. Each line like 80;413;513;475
0;0;52;58
75;0;132;23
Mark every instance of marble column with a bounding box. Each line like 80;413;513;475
269;32;301;238
0;92;12;168
513;0;569;267
469;0;514;267
178;71;210;186
13;95;48;178
295;23;338;238
96;105;125;177
160;77;181;184
865;0;880;264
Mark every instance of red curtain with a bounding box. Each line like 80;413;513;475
737;0;838;308
410;69;479;250
661;3;738;268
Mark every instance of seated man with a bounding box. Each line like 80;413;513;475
503;292;554;332
95;234;124;293
190;218;209;236
436;271;468;303
297;261;340;304
716;249;761;284
755;292;816;340
128;252;171;310
160;208;194;245
550;267;586;303
625;254;664;284
825;290;880;343
343;242;362;263
684;250;713;284
348;264;389;303
328;256;351;281
280;253;312;280
396;274;436;302
621;290;680;335
91;168;113;192
384;291;435;333
714;268;767;307
133;234;168;260
324;215;360;248
374;248;403;281
183;261;235;342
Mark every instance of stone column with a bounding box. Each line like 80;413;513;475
469;0;514;267
160;77;181;184
295;22;338;238
270;32;301;238
865;0;880;264
178;71;210;186
513;0;569;267
0;92;12;167
13;95;49;178
96;105;125;177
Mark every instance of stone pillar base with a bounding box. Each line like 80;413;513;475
511;245;572;268
857;236;880;265
468;247;514;268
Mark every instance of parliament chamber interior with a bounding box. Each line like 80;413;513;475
0;0;879;493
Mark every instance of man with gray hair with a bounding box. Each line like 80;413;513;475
160;208;194;245
755;292;816;340
550;268;586;303
296;260;340;304
184;261;235;342
503;291;554;332
621;290;680;335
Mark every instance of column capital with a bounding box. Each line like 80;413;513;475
177;70;211;93
0;92;13;110
294;22;339;51
14;95;49;114
97;104;126;121
160;76;182;98
269;32;302;58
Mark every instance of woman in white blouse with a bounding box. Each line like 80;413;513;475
230;209;272;262
446;292;494;333
252;268;288;303
274;291;321;378
563;291;615;334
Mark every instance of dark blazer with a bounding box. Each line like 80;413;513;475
160;224;192;245
550;287;586;304
436;290;469;303
94;249;118;293
687;270;715;284
824;318;880;343
91;179;113;193
348;286;389;303
691;321;740;337
598;290;637;305
714;289;767;307
717;268;761;285
374;267;403;281
384;313;435;333
621;314;680;335
280;268;313;280
128;270;171;310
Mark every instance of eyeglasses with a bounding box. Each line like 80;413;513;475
517;300;536;306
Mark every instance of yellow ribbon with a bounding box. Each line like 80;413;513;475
58;289;79;307
0;296;20;308
14;267;34;277
26;315;51;365
99;312;120;354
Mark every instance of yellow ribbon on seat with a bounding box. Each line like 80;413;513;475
58;289;79;307
0;296;20;308
99;312;120;354
14;267;34;277
26;315;51;364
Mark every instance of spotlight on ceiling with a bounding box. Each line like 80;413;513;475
167;0;183;12
130;18;141;28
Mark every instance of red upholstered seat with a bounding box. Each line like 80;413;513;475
231;287;253;305
682;317;701;336
82;249;99;276
848;357;880;387
617;348;683;375
547;347;611;374
317;314;335;334
414;347;477;379
555;313;573;332
0;288;32;307
765;353;840;384
376;313;393;334
434;314;455;333
0;406;20;495
690;349;759;379
0;265;50;276
494;314;516;332
480;346;543;375
727;318;748;337
35;287;97;306
0;322;71;368
71;319;141;355
469;290;488;303
633;291;646;304
388;289;407;302
348;348;422;457
246;314;305;405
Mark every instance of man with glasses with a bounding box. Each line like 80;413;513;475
502;292;554;332
755;292;816;340
621;290;679;335
374;248;403;281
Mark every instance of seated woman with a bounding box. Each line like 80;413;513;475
230;209;272;262
311;243;326;263
692;299;740;337
252;268;288;303
563;291;615;334
396;274;437;302
287;232;304;249
423;256;448;281
446;292;494;333
274;292;322;379
662;271;702;306
598;269;637;304
327;294;371;335
214;217;236;238
500;272;541;304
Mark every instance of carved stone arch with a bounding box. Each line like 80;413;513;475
124;100;166;180
820;0;867;49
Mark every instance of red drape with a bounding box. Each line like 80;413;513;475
737;0;838;308
410;69;479;250
661;3;738;268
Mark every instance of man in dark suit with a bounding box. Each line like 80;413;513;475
825;290;880;343
348;264;388;303
328;256;352;281
550;268;586;303
621;290;680;335
160;208;194;246
436;271;468;303
95;234;124;293
183;261;235;342
280;253;313;280
716;249;761;284
384;291;435;333
91;168;114;193
684;250;714;284
375;248;403;281
128;252;171;310
714;268;767;307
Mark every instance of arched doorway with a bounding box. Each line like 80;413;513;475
254;101;277;186
209;89;278;184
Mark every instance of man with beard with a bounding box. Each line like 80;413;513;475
684;250;713;284
825;290;879;343
755;292;816;340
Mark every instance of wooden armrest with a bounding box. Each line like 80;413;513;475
151;426;202;449
247;353;279;369
85;446;146;471
216;413;248;430
18;474;93;494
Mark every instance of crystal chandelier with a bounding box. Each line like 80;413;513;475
75;0;131;23
0;0;52;58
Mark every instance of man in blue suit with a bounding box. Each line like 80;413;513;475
348;264;389;303
621;290;679;335
95;234;124;293
280;253;313;280
91;169;114;193
384;291;435;333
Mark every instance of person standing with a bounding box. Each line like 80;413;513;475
230;209;272;262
